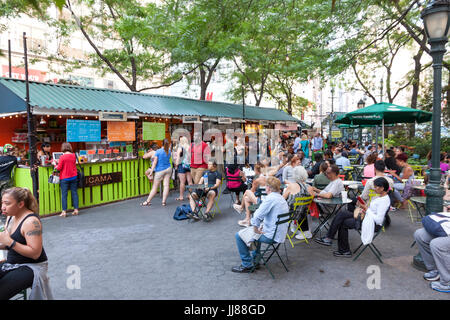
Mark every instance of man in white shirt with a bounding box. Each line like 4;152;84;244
361;160;394;202
309;164;344;198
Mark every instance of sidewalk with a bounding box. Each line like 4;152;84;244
41;193;447;300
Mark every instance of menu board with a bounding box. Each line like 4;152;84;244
67;119;101;142
142;122;166;141
107;121;135;142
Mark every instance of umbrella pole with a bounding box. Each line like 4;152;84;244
382;119;385;157
375;125;378;151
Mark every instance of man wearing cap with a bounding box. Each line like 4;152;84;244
0;144;18;201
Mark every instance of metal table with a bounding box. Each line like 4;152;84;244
312;197;353;238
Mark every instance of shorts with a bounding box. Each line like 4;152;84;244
154;167;173;181
177;164;191;174
194;188;218;198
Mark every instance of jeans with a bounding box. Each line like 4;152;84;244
60;178;79;211
235;232;274;268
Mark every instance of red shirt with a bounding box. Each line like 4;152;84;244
190;142;210;169
56;153;77;180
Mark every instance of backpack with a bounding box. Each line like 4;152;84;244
173;204;192;220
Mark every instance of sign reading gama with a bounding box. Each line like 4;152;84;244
84;172;122;187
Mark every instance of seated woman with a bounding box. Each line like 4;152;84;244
312;162;330;190
363;152;378;179
314;177;391;258
0;187;53;300
225;164;247;205
388;152;415;209
283;166;314;240
282;155;301;184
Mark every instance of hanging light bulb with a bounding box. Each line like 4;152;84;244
40;117;46;125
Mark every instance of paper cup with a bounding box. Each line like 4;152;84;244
341;191;348;202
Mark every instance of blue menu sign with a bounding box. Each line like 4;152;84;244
66;119;101;142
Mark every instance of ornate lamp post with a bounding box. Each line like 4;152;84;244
414;0;449;271
422;0;449;215
357;99;365;144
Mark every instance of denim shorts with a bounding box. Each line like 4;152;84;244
178;164;191;174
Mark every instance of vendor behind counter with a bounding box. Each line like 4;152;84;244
0;144;18;196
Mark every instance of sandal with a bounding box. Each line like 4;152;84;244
72;211;79;216
175;197;184;201
162;202;167;206
140;201;151;206
59;212;67;217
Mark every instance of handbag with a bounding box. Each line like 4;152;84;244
75;154;85;189
48;173;60;184
353;207;366;221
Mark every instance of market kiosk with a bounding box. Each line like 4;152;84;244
10;114;173;216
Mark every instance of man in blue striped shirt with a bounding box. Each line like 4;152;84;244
232;177;289;273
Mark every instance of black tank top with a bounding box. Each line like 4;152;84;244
6;213;48;264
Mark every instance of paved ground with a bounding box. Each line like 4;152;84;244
40;190;448;300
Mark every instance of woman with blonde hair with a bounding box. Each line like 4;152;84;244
300;134;310;159
175;136;192;201
0;187;53;299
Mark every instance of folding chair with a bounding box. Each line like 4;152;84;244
252;212;291;279
222;175;245;208
211;180;223;217
352;211;389;264
286;196;314;248
11;289;28;300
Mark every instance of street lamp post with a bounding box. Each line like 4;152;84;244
422;0;449;215
357;99;365;144
414;0;449;271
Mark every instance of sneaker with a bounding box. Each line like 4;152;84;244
430;281;450;293
233;203;243;214
424;270;440;281
295;231;312;240
290;223;297;233
191;213;200;220
202;212;212;222
231;265;254;273
238;220;250;227
333;250;352;258
314;237;332;246
390;206;398;212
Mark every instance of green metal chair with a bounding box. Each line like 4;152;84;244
252;212;291;279
286;196;314;248
352;211;390;264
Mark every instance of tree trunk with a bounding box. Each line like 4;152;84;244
409;37;426;138
199;67;206;100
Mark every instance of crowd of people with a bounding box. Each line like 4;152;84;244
0;130;449;299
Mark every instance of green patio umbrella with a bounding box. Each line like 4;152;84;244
335;102;432;152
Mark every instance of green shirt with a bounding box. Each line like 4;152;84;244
313;173;330;189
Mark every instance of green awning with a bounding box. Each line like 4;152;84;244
0;77;297;122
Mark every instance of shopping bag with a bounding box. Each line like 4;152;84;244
309;201;320;218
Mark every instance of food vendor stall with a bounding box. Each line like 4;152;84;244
0;77;299;216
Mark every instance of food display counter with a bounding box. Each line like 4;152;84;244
15;158;152;216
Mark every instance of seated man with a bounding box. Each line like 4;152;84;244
309;164;344;199
414;213;450;293
361;160;394;203
315;177;391;257
232;177;289;273
188;160;222;222
335;149;351;169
